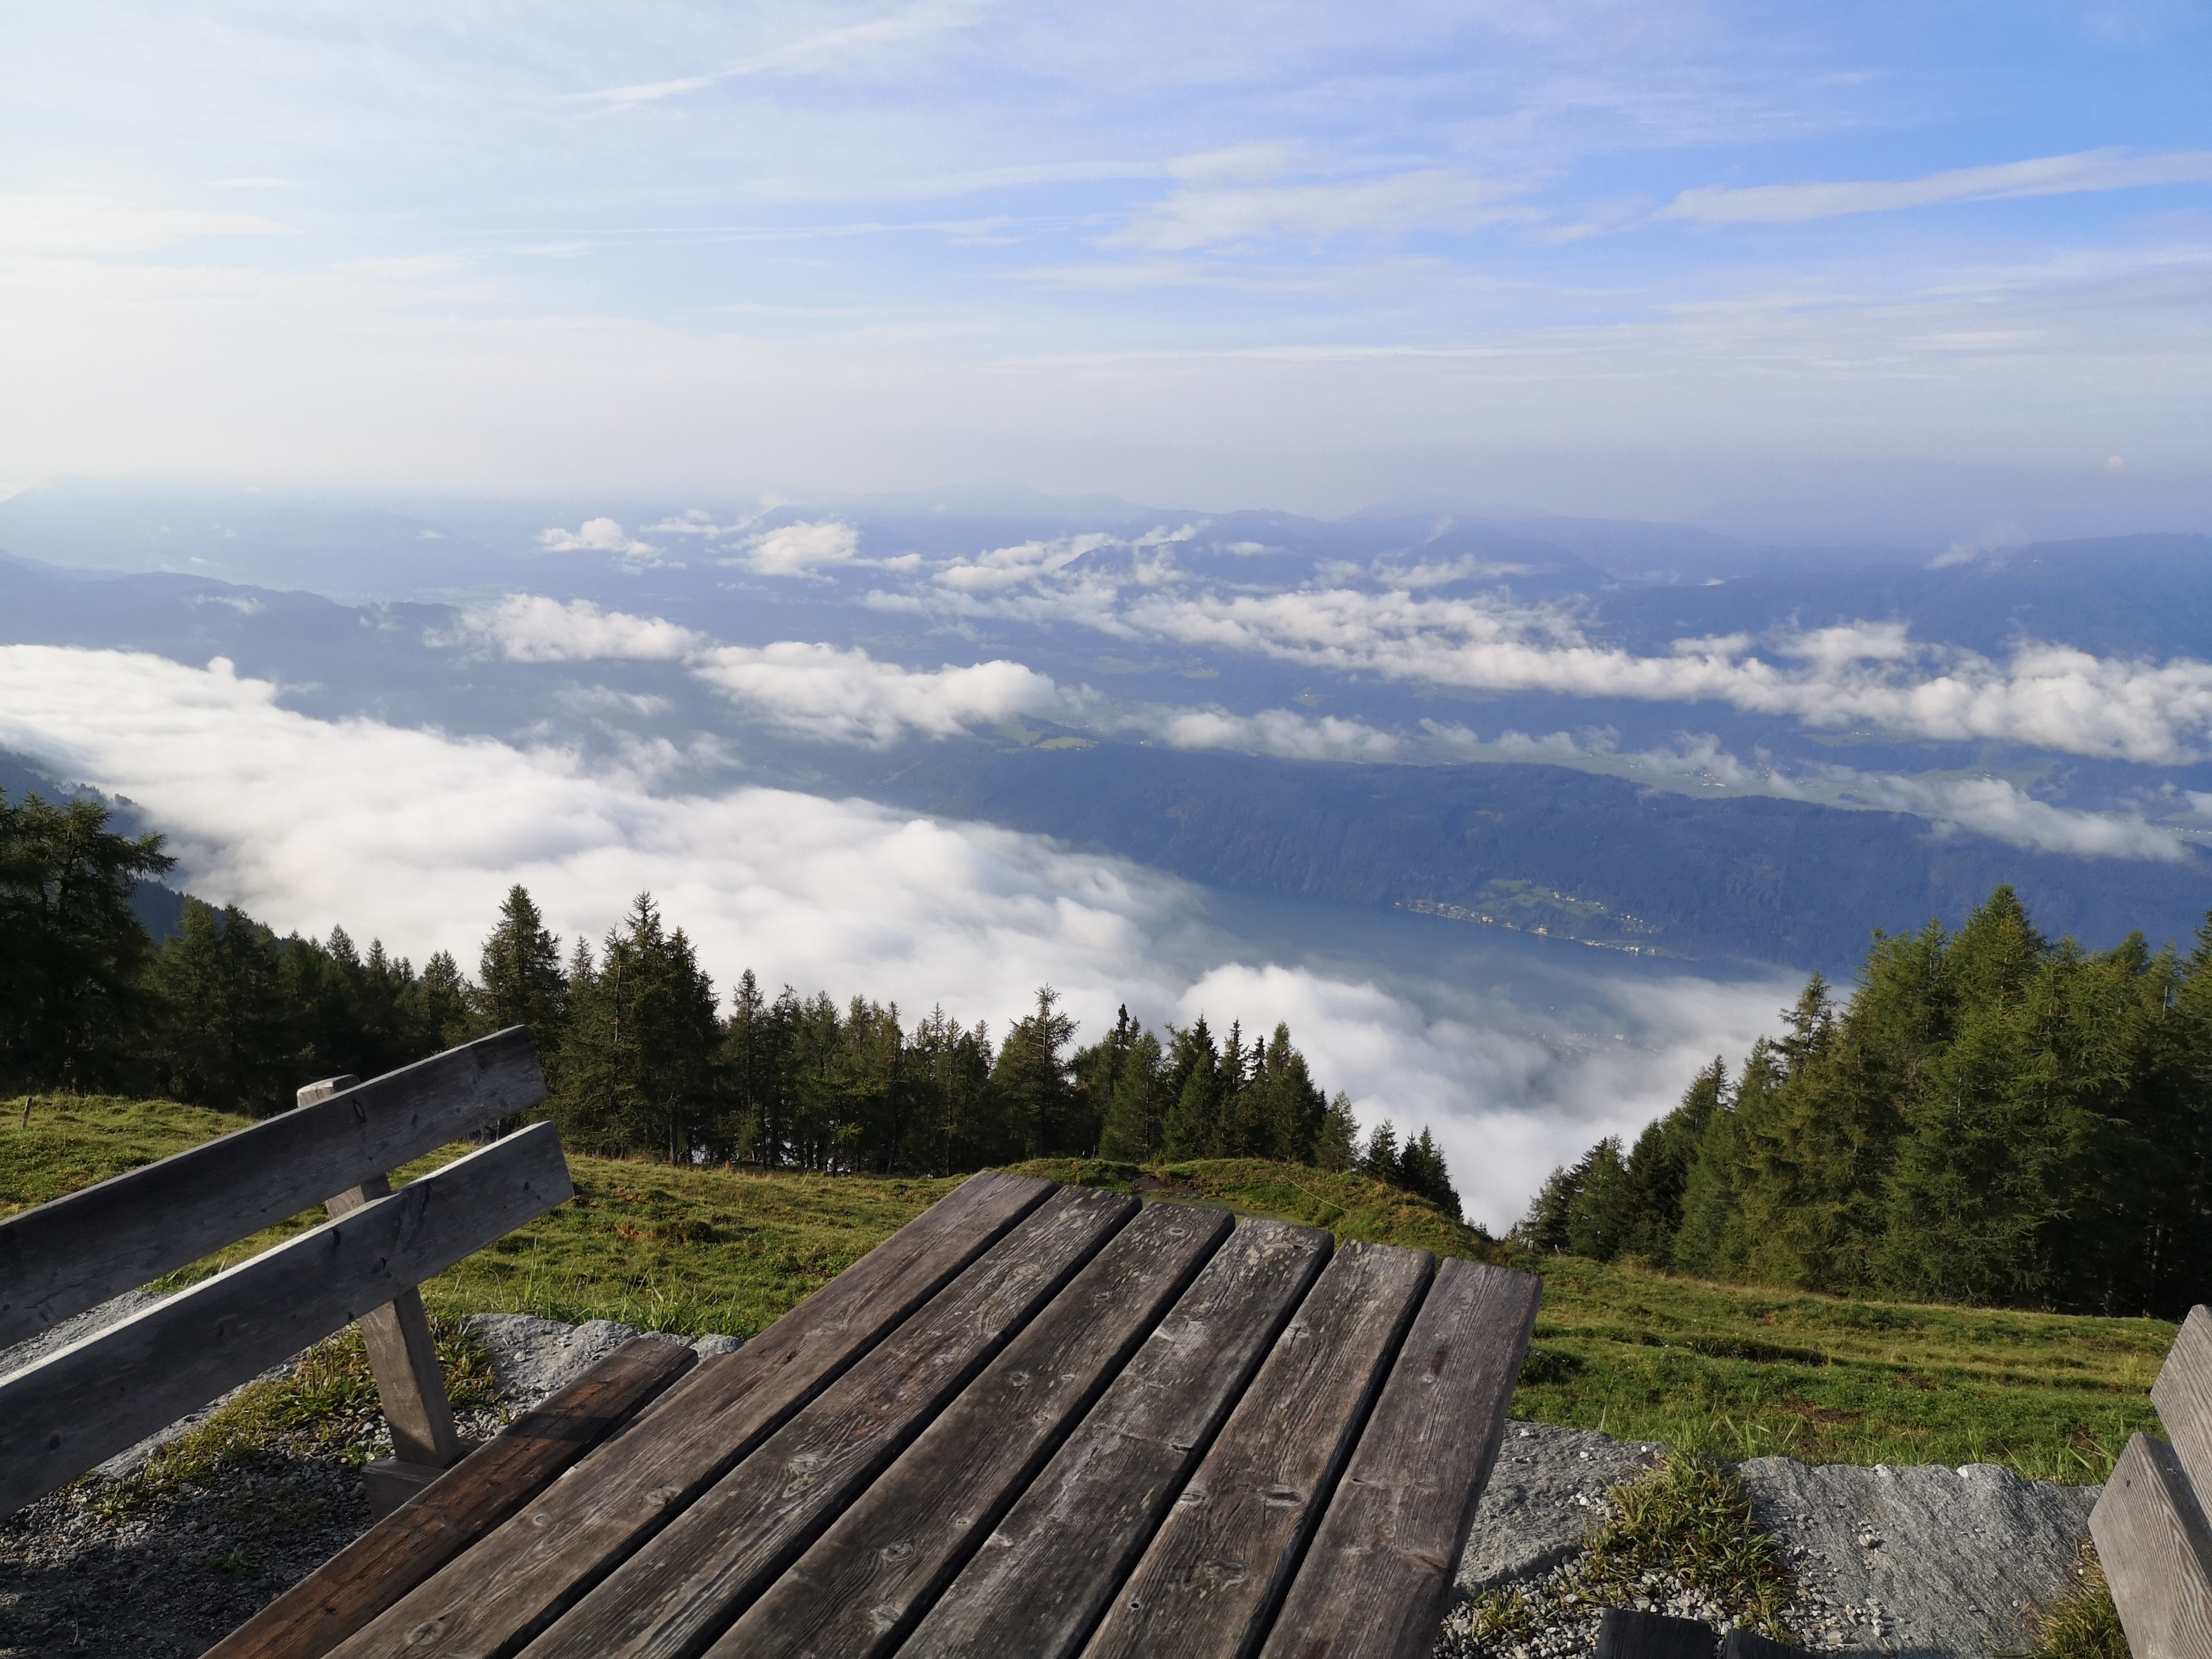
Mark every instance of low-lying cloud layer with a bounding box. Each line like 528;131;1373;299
0;642;1794;1229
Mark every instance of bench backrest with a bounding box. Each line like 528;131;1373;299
0;1027;569;1518
2090;1303;2212;1657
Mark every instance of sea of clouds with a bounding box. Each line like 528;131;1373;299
0;643;1795;1229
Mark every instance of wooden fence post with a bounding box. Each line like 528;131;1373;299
298;1075;470;1515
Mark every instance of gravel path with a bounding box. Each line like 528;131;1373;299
0;1307;738;1659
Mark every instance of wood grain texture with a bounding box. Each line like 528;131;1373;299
327;1171;463;1470
326;1168;1056;1659
2092;1432;2212;1659
1081;1239;1434;1659
714;1201;1234;1659
0;1121;572;1519
203;1338;697;1659
2154;1306;2212;1502
0;1028;545;1348
904;1217;1332;1659
518;1186;1137;1659
1261;1257;1541;1659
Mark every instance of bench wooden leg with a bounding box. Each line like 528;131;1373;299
301;1075;467;1515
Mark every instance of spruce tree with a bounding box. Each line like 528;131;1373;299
0;791;175;1093
989;986;1077;1159
1312;1091;1361;1172
1098;1029;1167;1161
477;885;568;1042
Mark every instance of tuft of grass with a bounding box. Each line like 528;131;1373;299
1453;1453;1796;1652
2009;1545;2128;1659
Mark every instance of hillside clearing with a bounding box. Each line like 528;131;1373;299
2;1097;2169;1482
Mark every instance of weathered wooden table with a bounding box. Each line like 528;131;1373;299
231;1169;1541;1659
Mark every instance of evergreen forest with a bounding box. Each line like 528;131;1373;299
0;789;1460;1212
1524;887;2212;1317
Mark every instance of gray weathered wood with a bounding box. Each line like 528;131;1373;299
299;1073;465;1475
327;1168;1056;1659
1261;1256;1542;1659
0;1028;546;1348
904;1217;1332;1659
2154;1305;2212;1502
329;1172;462;1471
1081;1239;1434;1659
715;1200;1235;1659
518;1186;1137;1659
0;1120;571;1519
203;1337;697;1659
2091;1431;2212;1659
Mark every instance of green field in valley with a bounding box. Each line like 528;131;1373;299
2;1095;2172;1484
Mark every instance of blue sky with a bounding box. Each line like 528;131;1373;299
3;2;2209;532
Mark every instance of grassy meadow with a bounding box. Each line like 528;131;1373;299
3;1095;2174;1485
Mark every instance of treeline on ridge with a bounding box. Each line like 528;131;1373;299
0;789;1460;1212
1524;886;2212;1317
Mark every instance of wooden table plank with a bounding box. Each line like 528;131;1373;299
0;1121;572;1519
1080;1239;1434;1659
715;1201;1236;1659
0;1027;545;1349
1260;1257;1541;1659
2153;1305;2212;1499
2090;1430;2212;1659
903;1216;1332;1659
517;1185;1137;1659
328;1168;1055;1659
206;1337;698;1659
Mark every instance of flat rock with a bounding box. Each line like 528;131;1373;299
463;1312;739;1411
1736;1456;2098;1657
1457;1420;1667;1595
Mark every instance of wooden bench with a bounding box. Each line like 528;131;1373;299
0;1027;571;1520
2092;1303;2212;1659
215;1168;1540;1659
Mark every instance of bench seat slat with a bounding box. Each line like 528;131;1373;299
0;1120;572;1518
205;1337;698;1659
518;1186;1137;1659
327;1168;1056;1659
1262;1256;1542;1659
902;1216;1332;1659
715;1200;1235;1659
1081;1239;1434;1659
0;1027;546;1350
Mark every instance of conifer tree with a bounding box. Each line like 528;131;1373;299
990;986;1078;1158
1161;1018;1225;1160
155;899;293;1113
0;791;174;1093
477;885;567;1042
1312;1091;1361;1172
1098;1029;1167;1161
549;894;720;1162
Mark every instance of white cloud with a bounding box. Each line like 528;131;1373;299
1176;963;1791;1231
1130;705;1399;761
0;195;289;254
537;517;670;565
689;641;1068;745
445;595;707;662
730;520;866;577
1112;586;2212;764
1662;148;2212;226
1110;166;1521;251
1836;773;2190;862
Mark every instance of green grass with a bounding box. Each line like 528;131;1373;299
4;1096;2172;1482
2011;1546;2127;1659
1445;1453;1797;1652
